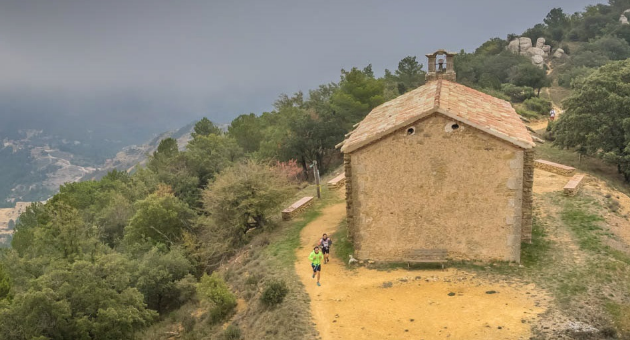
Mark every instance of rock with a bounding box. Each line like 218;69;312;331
536;37;546;49
542;45;551;56
532;135;545;144
553;48;565;59
382;281;393;288
518;115;530;123
526;126;536;133
447;292;456;296
519;37;532;55
528;47;545;57
532;55;544;68
621;15;629;25
486;290;497;294
507;39;520;53
368;260;375;264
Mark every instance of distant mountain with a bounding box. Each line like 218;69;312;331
0;120;198;208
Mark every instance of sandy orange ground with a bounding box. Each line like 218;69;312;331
295;197;548;340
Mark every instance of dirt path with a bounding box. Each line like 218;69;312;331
295;197;548;340
527;88;564;131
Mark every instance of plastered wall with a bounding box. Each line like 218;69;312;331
347;114;525;262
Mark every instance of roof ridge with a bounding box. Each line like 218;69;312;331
434;79;442;109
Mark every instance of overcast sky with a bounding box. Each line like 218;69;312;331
0;0;604;129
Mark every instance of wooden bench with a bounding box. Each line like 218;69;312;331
534;159;576;177
327;173;346;190
402;249;448;269
281;196;314;221
564;174;586;196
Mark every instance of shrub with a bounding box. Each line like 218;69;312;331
197;273;237;323
523;97;552;115
224;324;242;340
500;84;535;103
181;314;196;334
260;280;289;307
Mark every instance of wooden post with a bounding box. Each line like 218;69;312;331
313;161;321;199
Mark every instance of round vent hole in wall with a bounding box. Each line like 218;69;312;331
451;123;459;130
407;127;415;135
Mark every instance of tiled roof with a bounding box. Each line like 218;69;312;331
340;79;535;153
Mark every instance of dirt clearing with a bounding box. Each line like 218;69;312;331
295;199;548;340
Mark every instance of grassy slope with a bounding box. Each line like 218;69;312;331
138;180;341;340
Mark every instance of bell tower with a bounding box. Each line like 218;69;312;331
425;49;456;82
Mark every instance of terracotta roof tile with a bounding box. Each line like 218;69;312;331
340;79;535;153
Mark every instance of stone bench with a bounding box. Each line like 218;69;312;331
282;196;314;221
564;174;586;196
327;173;346;190
534;159;576;176
402;249;448;269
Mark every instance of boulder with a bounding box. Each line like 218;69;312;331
507;39;520;53
536;37;546;49
621;15;629;25
532;55;544;68
519;37;532;55
528;47;545;57
542;45;551;55
553;48;565;59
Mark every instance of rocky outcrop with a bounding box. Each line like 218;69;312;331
621;9;630;25
532;55;544;67
553;48;566;59
507;36;551;68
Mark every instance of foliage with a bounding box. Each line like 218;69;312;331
202;160;294;246
224;324;242;340
384;56;426;94
553;59;630;181
134;247;193;314
557;66;596;88
197;273;237;323
500;84;535;103
508;63;550;95
523;97;552;115
124;190;194;247
260;280;289;307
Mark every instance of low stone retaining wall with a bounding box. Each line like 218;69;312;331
327;173;346;190
282;196;314;221
534;159;576;176
564;174;586;196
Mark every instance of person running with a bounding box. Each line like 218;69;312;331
318;233;333;264
549;109;556;121
309;246;324;286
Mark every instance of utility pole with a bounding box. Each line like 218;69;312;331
313;160;321;199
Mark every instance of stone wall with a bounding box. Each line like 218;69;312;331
521;149;535;243
344;154;355;242
534;159;575;176
348;114;525;262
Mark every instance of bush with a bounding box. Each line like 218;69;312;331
224;324;242;340
557;67;596;88
523;97;552;115
260;280;289;307
479;87;510;101
197;273;237;323
501;84;535;102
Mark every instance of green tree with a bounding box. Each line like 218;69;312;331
0;264;10;301
391;56;426;94
228;113;265;153
553;59;630;181
124;191;194;247
197;273;236;323
475;38;508;56
134;247;193;314
202;160;294;246
508;63;550;96
544;8;569;29
191;117;222;138
185;134;243;187
330;66;386;128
